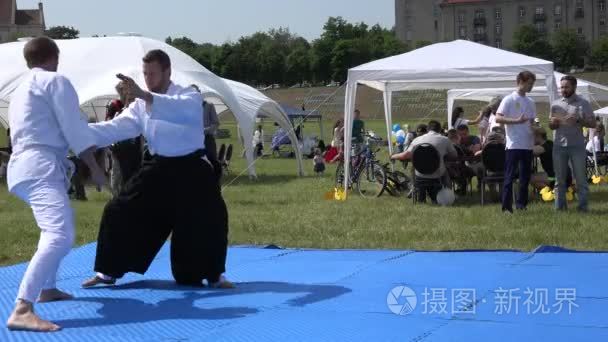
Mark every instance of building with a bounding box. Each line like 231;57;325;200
0;0;45;43
395;0;607;49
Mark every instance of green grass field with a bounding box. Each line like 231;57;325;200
1;120;608;267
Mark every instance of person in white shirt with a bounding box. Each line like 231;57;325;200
586;123;604;154
6;37;105;332
496;71;537;213
81;50;233;289
252;125;264;157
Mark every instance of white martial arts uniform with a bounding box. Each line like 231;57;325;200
7;67;94;303
88;82;204;154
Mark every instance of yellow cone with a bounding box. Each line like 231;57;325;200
542;191;554;202
334;188;347;201
566;191;574;202
592;175;602;184
540;187;551;195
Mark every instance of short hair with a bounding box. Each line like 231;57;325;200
456;124;469;131
516;71;536;84
560;75;578;87
489;96;503;113
447;129;459;140
190;84;201;93
428;120;441;133
354;109;361;114
416;124;428;134
23;37;59;68
452;106;464;116
143;49;171;70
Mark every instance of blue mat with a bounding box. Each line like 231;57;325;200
0;244;607;341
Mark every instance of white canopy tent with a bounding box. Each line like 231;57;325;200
342;40;557;193
0;36;303;177
595;106;608;117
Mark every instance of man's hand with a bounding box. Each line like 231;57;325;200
515;114;527;124
549;117;560;130
117;75;153;104
564;114;578;126
78;146;107;192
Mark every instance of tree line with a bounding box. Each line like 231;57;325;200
41;19;608;86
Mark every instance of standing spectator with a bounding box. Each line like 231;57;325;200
352;109;365;144
253;125;264;157
496;71;537;213
549;75;596;212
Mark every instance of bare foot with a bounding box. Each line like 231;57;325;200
210;276;236;289
38;288;74;303
81;275;116;288
6;300;61;332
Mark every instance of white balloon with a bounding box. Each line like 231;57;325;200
396;130;406;138
436;188;456;206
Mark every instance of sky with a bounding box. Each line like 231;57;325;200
19;0;395;44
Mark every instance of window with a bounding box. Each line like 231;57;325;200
600;0;606;11
434;20;438;29
555;21;562;30
495;8;502;20
601;18;606;26
535;6;544;15
475;9;484;19
519;6;526;18
578;27;584;35
475;26;486;35
576;0;583;9
554;4;562;16
495;23;502;35
458;11;465;23
495;39;502;49
459;26;467;38
536;22;546;32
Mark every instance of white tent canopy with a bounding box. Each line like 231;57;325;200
595;106;608;117
343;39;558;192
0;36;304;177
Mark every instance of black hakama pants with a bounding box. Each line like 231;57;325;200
93;150;228;285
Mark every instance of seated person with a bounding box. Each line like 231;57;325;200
271;126;291;151
532;128;572;189
391;120;457;202
457;124;483;184
446;129;474;195
456;124;482;155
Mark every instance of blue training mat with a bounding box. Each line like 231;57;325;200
0;244;607;341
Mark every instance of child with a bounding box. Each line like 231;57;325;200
313;148;325;175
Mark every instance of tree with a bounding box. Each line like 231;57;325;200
414;40;432;49
511;25;553;61
45;26;79;40
552;29;588;70
590;36;608;70
330;39;372;82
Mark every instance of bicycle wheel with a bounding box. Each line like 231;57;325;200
357;162;386;198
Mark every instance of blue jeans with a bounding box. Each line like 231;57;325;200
502;149;533;211
553;145;588;211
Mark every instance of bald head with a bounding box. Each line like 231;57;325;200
23;37;59;71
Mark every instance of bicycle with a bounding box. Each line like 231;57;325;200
383;161;412;197
334;134;387;198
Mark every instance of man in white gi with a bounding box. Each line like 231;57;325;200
82;50;232;289
6;37;106;332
